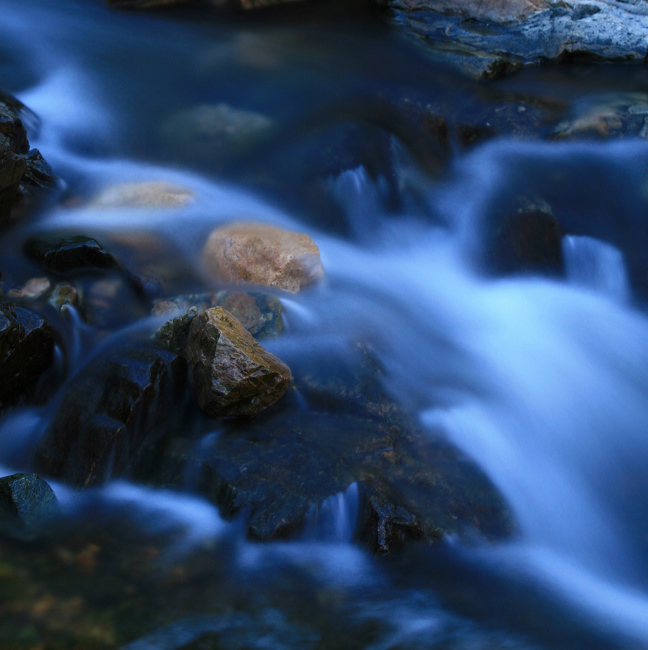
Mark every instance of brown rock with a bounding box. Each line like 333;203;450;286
202;222;324;293
6;277;50;300
185;307;291;418
88;181;194;209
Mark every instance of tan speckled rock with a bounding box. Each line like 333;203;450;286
185;307;291;418
89;182;194;209
202;222;324;293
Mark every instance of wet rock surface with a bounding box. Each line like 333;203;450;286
25;235;116;275
377;0;648;78
0;302;55;411
185;307;292;418
38;345;188;486
153;290;283;348
0;93;55;222
88;181;195;209
142;343;514;547
203;222;324;293
0;473;58;538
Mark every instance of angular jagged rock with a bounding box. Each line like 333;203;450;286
185;307;291;418
152;290;283;350
38;345;187;486
139;342;514;547
24;235;116;275
0;302;55;411
0;473;58;538
202;222;324;293
0;93;55;222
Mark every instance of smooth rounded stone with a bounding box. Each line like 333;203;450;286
0;473;58;536
0;302;55;410
378;0;648;79
88;181;195;209
185;307;291;418
489;209;564;276
38;345;188;487
24;235;116;275
6;277;50;300
48;283;80;312
203;222;324;293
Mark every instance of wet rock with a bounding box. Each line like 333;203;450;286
0;302;55;410
360;478;426;554
0;473;58;538
185;307;291;418
88;181;195;209
489;209;564;276
6;277;50;300
203;222;324;293
0;93;55;222
377;0;648;79
153;290;283;346
142;342;514;546
24;235;116;275
48;283;80;312
153;306;198;353
38;345;187;486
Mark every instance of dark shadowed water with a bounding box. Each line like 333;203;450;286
3;0;648;647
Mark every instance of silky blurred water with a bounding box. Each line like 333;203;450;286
3;0;648;648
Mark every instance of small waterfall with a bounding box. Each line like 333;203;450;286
302;482;359;543
562;235;630;302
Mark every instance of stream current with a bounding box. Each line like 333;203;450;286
3;0;648;647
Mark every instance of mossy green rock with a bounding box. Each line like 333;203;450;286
0;302;55;411
185;307;291;418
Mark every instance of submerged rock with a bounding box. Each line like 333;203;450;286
6;277;50;300
0;302;55;411
377;0;648;78
185;307;292;418
489;209;564;276
203;222;324;293
38;345;187;486
48;283;80;312
88;181;195;209
0;473;58;538
24;235;116;275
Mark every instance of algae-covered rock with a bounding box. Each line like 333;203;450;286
0;302;55;411
185;307;291;418
0;473;58;537
48;283;80;312
202;222;324;293
24;235;116;275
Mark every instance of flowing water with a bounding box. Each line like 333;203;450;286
3;0;648;647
